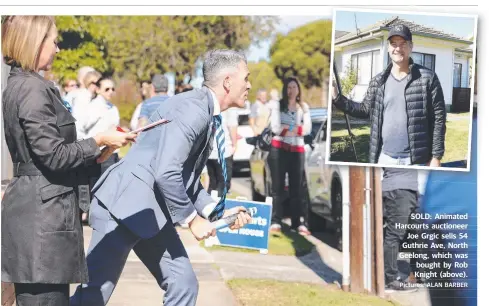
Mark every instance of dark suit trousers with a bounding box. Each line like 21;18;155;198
70;202;198;306
206;156;233;197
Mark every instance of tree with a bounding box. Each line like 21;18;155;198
339;60;358;99
270;19;332;106
91;16;277;84
53;16;110;82
247;61;282;102
53;16;277;84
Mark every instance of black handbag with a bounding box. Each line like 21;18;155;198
258;127;273;151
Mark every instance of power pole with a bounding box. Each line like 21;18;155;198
349;166;365;293
348;166;385;296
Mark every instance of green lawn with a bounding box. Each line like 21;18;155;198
330;114;470;165
228;279;399;306
201;224;315;256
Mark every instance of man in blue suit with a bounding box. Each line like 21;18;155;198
71;50;252;306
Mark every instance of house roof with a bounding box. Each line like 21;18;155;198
335;30;350;39
336;16;473;45
455;46;473;54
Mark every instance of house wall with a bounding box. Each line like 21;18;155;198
335;39;383;101
336;36;460;108
412;43;454;107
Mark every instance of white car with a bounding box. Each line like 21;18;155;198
232;106;254;172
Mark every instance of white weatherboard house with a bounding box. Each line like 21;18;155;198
334;16;474;112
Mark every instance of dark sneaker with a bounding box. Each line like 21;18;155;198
385;277;419;293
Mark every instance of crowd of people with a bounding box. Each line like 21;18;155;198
1;16;477;306
2;16;255;306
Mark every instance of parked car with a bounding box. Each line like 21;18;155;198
233;109;255;172
248;108;343;250
304;115;343;251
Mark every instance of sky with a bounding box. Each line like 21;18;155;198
183;15;330;91
246;15;330;62
334;10;476;40
177;12;475;91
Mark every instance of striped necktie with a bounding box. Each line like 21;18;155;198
62;99;72;113
209;114;227;222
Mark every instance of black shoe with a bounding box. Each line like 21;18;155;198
385;277;419;293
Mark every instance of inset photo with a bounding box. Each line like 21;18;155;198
327;8;477;171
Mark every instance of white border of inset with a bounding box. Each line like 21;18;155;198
325;7;478;172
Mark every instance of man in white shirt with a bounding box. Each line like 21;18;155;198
249;88;271;136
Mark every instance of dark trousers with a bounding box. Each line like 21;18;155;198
383;189;418;283
206;156;233;197
268;147;305;228
14;283;69;306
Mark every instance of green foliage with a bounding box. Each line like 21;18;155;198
340;59;357;99
247;61;282;102
50;16;278;126
52;16;278;85
111;79;142;127
53;16;110;82
270;19;332;89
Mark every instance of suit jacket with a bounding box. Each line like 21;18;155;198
92;86;216;238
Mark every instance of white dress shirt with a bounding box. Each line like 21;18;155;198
182;89;221;224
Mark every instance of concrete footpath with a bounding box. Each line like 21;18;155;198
73;226;344;306
73;225;432;306
71;226;238;306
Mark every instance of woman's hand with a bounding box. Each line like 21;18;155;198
96;146;117;164
93;130;137;148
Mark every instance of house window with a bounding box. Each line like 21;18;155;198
411;52;436;71
453;63;462;88
351;50;381;85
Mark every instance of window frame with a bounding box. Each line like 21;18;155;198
350;49;381;86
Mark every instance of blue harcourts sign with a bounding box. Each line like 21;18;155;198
205;196;272;254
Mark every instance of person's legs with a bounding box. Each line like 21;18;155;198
288;152;307;233
378;152;411;166
268;147;286;229
15;283;69;306
70;203;139;306
212;157;226;197
133;223;198;306
205;159;219;194
225;155;234;192
383;189;417;289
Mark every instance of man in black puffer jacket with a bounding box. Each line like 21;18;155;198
332;24;446;167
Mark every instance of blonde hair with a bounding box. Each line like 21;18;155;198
2;16;56;71
83;71;102;88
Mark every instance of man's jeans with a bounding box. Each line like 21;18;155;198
378;152;412;166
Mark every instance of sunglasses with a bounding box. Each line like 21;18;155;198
103;87;115;92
